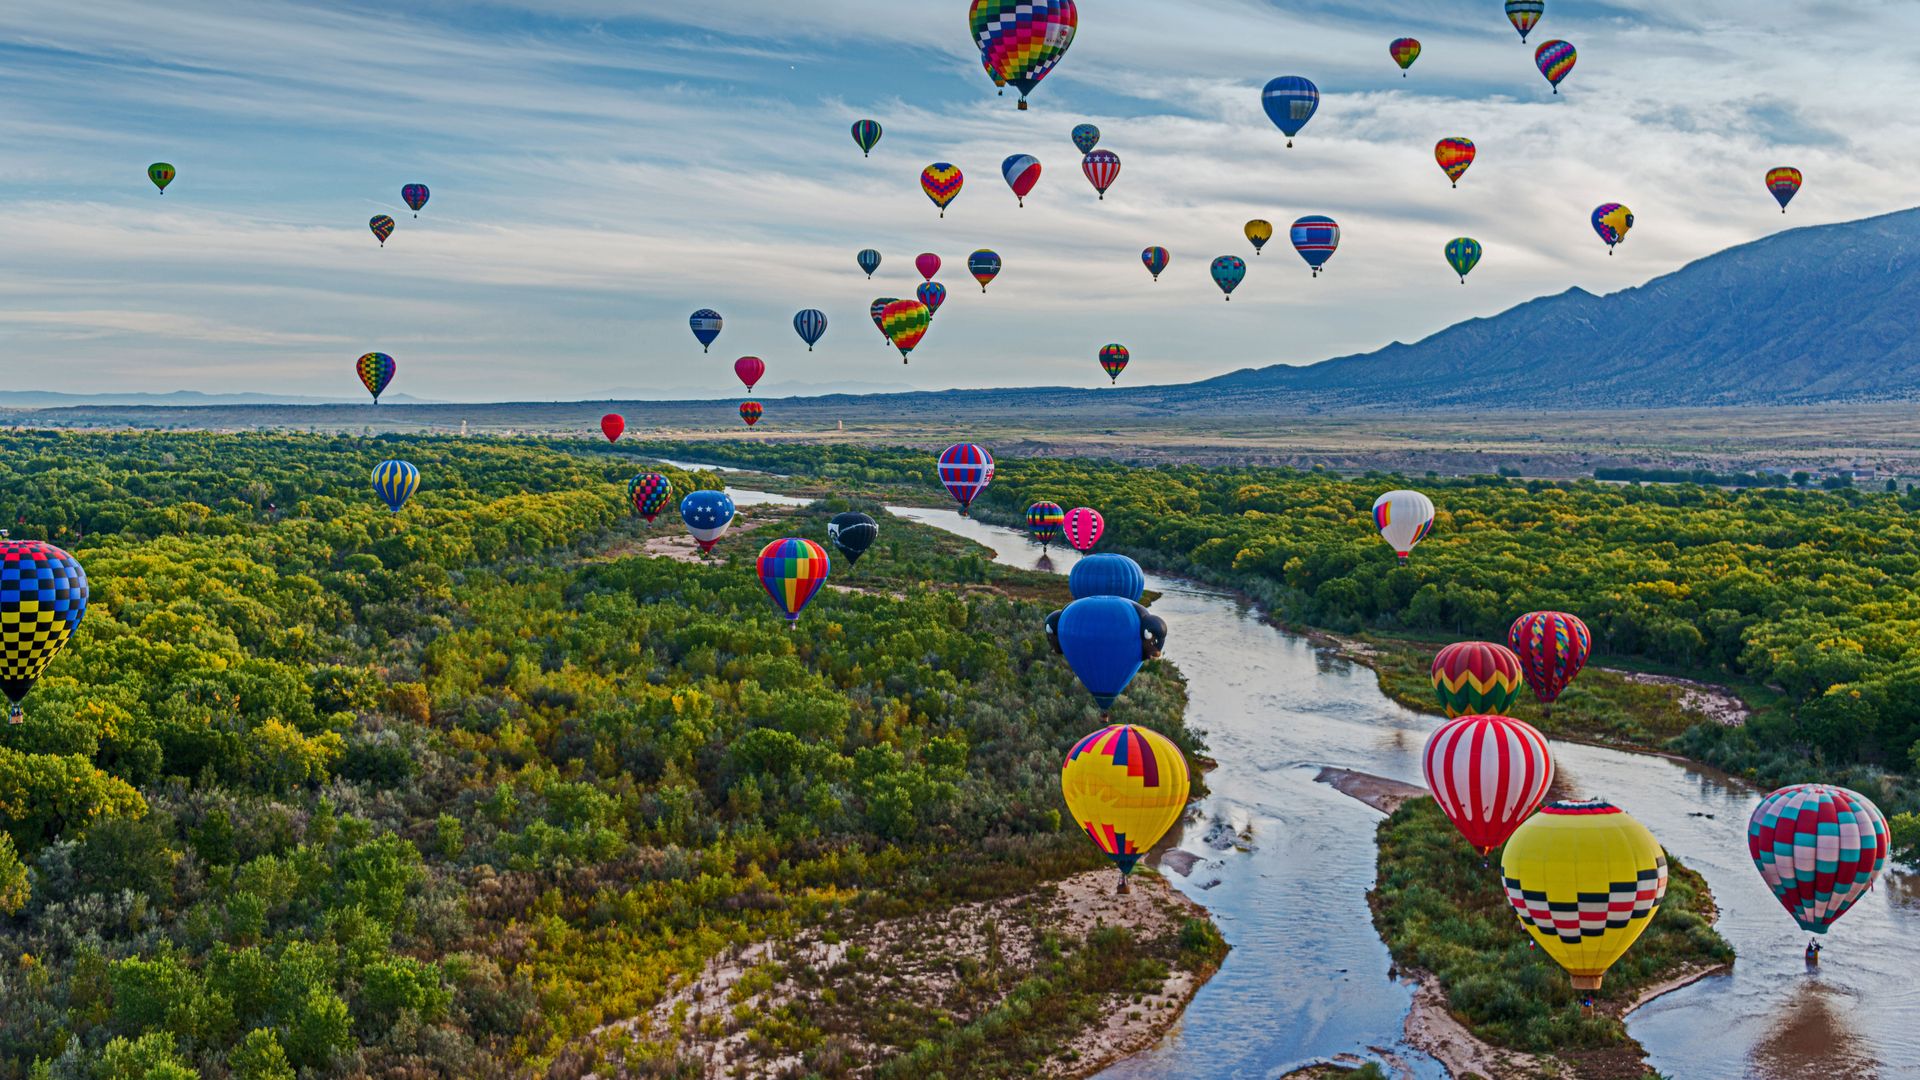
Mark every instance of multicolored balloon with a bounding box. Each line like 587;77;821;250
1211;255;1245;300
1099;344;1129;384
969;249;1002;293
922;163;964;217
1431;642;1525;717
1502;801;1667;990
1507;611;1591;709
1749;784;1889;935
852;119;882;158
148;162;175;193
1027;502;1065;548
401;183;430;217
1061;724;1189;887
1446;237;1483;284
1261;76;1319;147
857;249;882;278
881;300;931;363
757;538;830;623
601;413;625;443
690;309;723;352
916;252;942;281
630;473;672;523
1423;713;1553;854
1245;219;1273;255
734;356;765;391
0;540;88;724
372;460;419;513
1506;0;1543;41
1535;40;1576;93
1142;246;1170;282
1045;596;1167;713
1063;507;1105;552
1591;203;1633;254
1069;553;1143;602
937;443;994;516
1071;123;1100;155
870;298;898;341
1372;489;1434;562
1766;167;1802;213
357;352;396;403
370;215;395;247
915;281;948;318
793;309;827;351
828;512;878;565
1081;150;1120;200
1291;216;1340;276
1435;137;1476;187
680;490;736;552
1002;153;1042;207
970;0;1078;111
1389;37;1421;75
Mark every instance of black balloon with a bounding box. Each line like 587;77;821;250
828;512;878;565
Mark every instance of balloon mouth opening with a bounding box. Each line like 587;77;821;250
1570;975;1603;990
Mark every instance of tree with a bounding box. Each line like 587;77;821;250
227;1028;296;1080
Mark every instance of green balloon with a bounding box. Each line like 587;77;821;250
148;163;175;193
1446;237;1482;284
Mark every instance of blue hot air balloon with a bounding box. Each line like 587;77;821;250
857;249;882;278
680;490;736;553
1071;123;1101;155
1070;553;1146;602
793;309;828;351
372;460;420;512
1211;255;1246;300
1261;76;1320;147
1290;215;1340;276
1045;596;1168;713
689;309;723;353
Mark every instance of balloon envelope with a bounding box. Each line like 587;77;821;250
1052;596;1164;710
680;490;736;552
1070;553;1144;602
1081;150;1120;198
881;300;931;362
851;119;882;157
357;352;396;402
372;460;419;512
968;249;1002;292
1372;489;1434;561
1592;203;1633;250
735;356;765;391
1502;800;1667;989
757;537;830;621
690;309;723;352
828;512;879;565
1390;37;1421;72
1423;713;1553;853
148;162;175;192
1062;724;1189;876
1071;123;1101;154
916;252;942;281
1261;76;1319;144
0;540;88;722
1766;167;1802;212
1291;215;1341;274
793;309;827;350
402;183;430;214
870;298;898;339
1507;611;1592;705
1748;784;1889;934
857;249;882;278
601;413;624;442
921;163;964;215
1141;246;1170;281
1435;138;1476;186
369;215;395;245
1506;0;1543;41
1063;507;1105;552
1535;39;1576;91
1431;641;1524;718
1446;237;1483;283
937;443;994;514
630;473;672;522
1099;343;1129;383
915;281;948;317
739;401;763;427
1245;219;1273;253
1027;502;1065;547
1002;153;1042;205
1211;255;1245;299
970;0;1078;109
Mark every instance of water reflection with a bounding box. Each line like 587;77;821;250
1747;982;1878;1080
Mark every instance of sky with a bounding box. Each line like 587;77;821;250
3;0;1918;403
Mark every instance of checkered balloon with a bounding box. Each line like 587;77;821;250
0;540;88;723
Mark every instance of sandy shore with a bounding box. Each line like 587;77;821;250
1314;766;1430;815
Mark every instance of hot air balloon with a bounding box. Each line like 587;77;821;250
1245;219;1273;255
601;413;625;443
630;473;672;523
922;163;964;217
1002;154;1042;207
1061;724;1189;891
1291;216;1340;277
1390;37;1421;75
881;299;931;363
857;249;882;278
916;281;947;319
1372;489;1435;563
1749;784;1889;935
401;183;430;217
739;402;763;427
937;443;994;516
1431;642;1525;718
757;538;830;624
1211;255;1245;300
794;309;828;351
1506;0;1543;41
1063;507;1105;552
969;249;1002;292
1081;150;1120;200
1098;344;1130;384
970;0;1078;111
916;252;942;281
1591;203;1633;254
1535;40;1575;93
1502;800;1668;990
370;215;395;247
1766;167;1802;213
1446;237;1483;284
1069;553;1144;602
1142;247;1170;282
0;540;88;724
1507;611;1591;711
372;460;419;512
870;298;898;341
1435;138;1476;187
735;356;765;391
148;163;175;193
852;119;883;158
680;490;736;552
1261;76;1319;147
1424;714;1554;854
828;511;878;566
356;352;396;403
690;309;724;352
1045;596;1167;714
1071;123;1101;155
1027;502;1065;549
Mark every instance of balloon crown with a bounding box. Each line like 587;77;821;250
1540;799;1622;816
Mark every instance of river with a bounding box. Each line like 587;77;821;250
711;477;1919;1080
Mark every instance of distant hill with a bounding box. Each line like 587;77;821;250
0;390;440;407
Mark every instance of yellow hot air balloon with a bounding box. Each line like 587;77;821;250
1244;218;1274;255
1061;724;1190;892
1500;800;1668;990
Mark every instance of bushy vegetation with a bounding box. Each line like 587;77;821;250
0;431;1197;1077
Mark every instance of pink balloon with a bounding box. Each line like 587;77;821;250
734;355;765;391
916;252;942;281
1063;507;1105;552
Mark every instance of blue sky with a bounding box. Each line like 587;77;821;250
2;1;1916;402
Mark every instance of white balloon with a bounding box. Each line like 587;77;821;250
1372;489;1435;562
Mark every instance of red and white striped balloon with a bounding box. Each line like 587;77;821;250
1422;713;1554;854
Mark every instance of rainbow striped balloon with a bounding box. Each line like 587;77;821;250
970;0;1078;110
1027;502;1065;548
921;163;964;217
1431;641;1525;717
1535;40;1576;92
1435;137;1476;187
756;537;831;623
